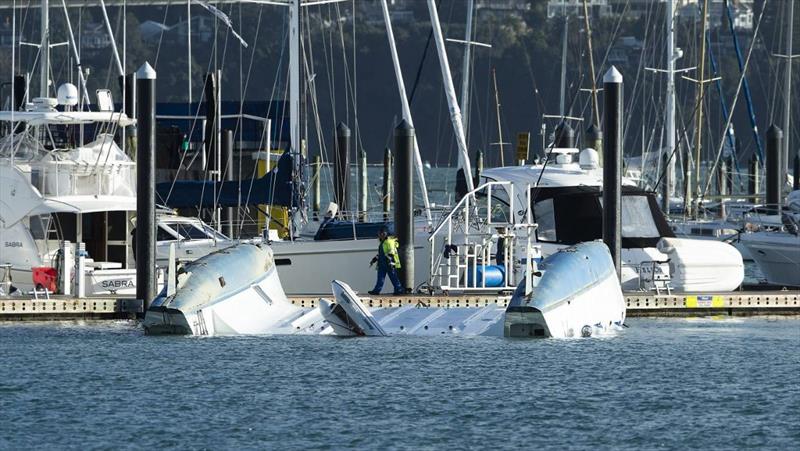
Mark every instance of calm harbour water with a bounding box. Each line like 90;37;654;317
1;317;798;450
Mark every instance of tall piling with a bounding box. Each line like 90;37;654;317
395;120;414;293
12;73;28;111
119;73;136;119
359;150;368;222
749;155;760;196
603;66;623;279
334;122;351;215
203;71;219;172
135;62;157;312
474;150;484;187
383;148;392;221
223;129;235;237
766;125;782;213
554;122;575;148
718;158;728;196
313;155;321;218
119;73;137;156
662;153;671;214
587;124;602;166
794;153;799;190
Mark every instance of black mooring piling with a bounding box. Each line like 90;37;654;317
313;155;322;218
794;153;799;191
474;150;484;187
359;150;368;222
203;71;218;171
662;152;671;213
383;147;392;221
718;158;728;196
394;120;414;293
766;125;783;213
12;73;27;111
586;124;602;152
119;73;136;119
554;122;575;149
603;66;623;279
749;155;760;196
223;129;235;238
136;62;157;312
121;73;138;156
334;122;351;215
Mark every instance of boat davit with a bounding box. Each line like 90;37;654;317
504;241;626;338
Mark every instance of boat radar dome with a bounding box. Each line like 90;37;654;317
579;148;600;170
57;83;79;107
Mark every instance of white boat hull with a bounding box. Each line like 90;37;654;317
739;231;800;287
271;238;430;295
505;242;626;338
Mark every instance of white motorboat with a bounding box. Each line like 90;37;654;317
504;241;626;338
478;147;745;292
739;190;800;287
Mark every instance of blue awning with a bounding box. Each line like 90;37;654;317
156;152;296;209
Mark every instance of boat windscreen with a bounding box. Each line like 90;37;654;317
532;189;673;248
173;223;213;240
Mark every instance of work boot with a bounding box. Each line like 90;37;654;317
368;290;380;295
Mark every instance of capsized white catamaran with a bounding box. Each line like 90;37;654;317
144;238;626;339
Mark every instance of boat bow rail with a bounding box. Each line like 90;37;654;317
427;181;538;293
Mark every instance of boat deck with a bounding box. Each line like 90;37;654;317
0;290;797;320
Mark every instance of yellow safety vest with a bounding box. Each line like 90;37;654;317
381;237;401;269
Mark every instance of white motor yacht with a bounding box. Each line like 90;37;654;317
0;90;140;295
739;190;800;287
479;147;745;292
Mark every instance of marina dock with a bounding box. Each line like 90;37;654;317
1;290;797;321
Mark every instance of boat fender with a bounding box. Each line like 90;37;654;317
580;325;592;338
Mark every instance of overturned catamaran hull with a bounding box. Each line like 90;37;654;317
504;241;626;338
143;244;323;336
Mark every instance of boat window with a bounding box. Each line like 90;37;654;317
157;225;178;242
201;224;228;240
29;215;51;240
622;196;660;238
533;190;668;247
533;199;557;241
174;223;213;240
600;195;660;238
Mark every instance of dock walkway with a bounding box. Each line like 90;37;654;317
0;290;797;321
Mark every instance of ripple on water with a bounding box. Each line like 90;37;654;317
0;317;798;450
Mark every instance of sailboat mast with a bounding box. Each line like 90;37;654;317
459;0;474;133
559;10;568;117
691;0;709;217
782;0;794;189
379;0;432;223
582;0;600;126
492;68;504;167
40;0;49;97
289;0;300;154
426;0;474;193
665;0;676;207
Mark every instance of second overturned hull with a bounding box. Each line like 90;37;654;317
504;274;625;338
505;242;626;338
